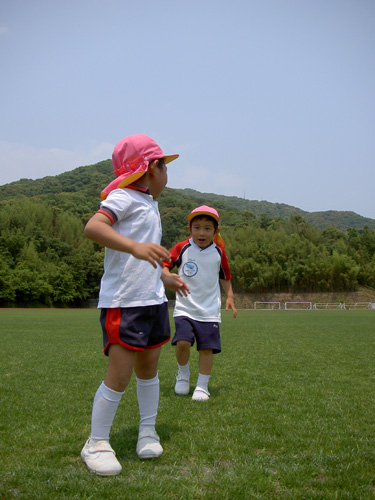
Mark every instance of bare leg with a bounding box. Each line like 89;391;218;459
198;349;213;375
134;346;162;379
174;341;191;395
175;340;191;365
104;344;136;392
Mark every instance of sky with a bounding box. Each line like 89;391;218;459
1;0;374;219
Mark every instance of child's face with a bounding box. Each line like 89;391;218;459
190;217;217;249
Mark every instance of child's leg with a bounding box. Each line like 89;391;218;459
89;382;125;444
134;346;161;429
175;340;191;395
90;345;135;443
175;340;191;366
192;349;213;401
104;343;136;391
198;348;213;375
134;347;163;458
82;345;136;475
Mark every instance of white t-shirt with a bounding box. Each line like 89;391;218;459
97;188;166;308
165;237;232;322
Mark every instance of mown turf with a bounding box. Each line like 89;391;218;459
1;309;374;499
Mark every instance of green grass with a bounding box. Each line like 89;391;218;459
1;309;374;499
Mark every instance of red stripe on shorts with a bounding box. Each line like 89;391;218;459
103;308;144;353
144;337;171;349
105;308;122;344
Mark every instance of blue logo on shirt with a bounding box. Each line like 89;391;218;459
183;261;198;277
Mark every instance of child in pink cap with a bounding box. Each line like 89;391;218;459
81;134;189;476
162;205;237;401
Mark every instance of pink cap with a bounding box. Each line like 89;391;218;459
187;205;220;224
101;134;179;200
187;205;225;248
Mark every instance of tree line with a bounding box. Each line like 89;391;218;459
0;194;374;307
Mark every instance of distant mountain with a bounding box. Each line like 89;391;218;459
0;161;374;231
169;189;375;231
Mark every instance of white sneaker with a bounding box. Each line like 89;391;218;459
81;439;122;476
136;427;163;459
192;387;210;401
174;372;190;395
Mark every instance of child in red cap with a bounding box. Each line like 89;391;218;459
162;205;237;401
81;134;189;476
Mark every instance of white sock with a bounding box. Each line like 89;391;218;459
89;381;124;444
178;362;190;377
196;373;210;391
136;374;159;430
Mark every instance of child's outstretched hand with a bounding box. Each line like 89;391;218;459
225;298;237;318
85;213;171;269
161;269;190;297
131;242;172;269
162;273;190;297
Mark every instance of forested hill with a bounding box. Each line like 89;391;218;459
0;160;374;306
178;189;375;231
0;160;374;231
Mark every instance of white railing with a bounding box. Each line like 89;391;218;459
341;302;371;310
254;302;281;310
313;303;343;310
285;302;312;310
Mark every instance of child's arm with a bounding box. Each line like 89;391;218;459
161;267;190;297
220;279;237;318
85;212;171;268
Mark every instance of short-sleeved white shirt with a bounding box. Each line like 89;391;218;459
97;188;166;308
165;238;232;322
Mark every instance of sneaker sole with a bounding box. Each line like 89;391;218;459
175;388;190;395
137;450;163;459
81;458;122;476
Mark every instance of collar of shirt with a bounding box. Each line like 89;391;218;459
126;182;150;194
189;237;215;252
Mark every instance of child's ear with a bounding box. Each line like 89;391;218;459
148;159;158;177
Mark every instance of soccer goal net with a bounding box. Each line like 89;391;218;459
254;302;281;310
284;302;312;310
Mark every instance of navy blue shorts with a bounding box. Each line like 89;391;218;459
172;316;221;354
100;302;170;356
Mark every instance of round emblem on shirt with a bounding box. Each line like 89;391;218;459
182;261;198;277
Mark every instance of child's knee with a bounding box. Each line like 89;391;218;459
177;340;191;350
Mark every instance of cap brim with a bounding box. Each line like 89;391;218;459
164;154;179;164
187;210;219;224
101;171;145;200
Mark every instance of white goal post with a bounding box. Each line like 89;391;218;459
285;302;312;310
254;302;281;310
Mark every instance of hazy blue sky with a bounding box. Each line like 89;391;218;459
1;0;374;218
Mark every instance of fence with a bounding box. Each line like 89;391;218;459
251;301;373;311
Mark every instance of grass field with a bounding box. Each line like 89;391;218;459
0;309;374;499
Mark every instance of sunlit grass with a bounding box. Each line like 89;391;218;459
1;309;374;499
